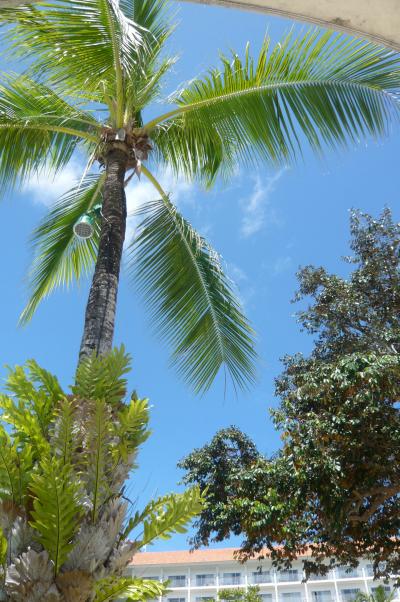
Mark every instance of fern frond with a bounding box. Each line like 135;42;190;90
73;346;131;405
134;486;204;547
113;397;151;464
29;457;84;575
93;576;166;602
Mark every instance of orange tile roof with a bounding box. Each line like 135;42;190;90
130;548;240;566
130;547;312;566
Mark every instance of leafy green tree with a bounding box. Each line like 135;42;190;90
0;347;203;601
0;1;400;391
219;586;263;602
179;209;400;580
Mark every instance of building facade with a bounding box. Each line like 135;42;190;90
129;549;397;602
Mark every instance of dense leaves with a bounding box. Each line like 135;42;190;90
180;209;400;579
0;348;203;601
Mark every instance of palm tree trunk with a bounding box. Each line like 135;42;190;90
79;146;128;361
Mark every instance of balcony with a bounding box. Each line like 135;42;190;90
308;574;331;581
196;575;216;587
279;595;305;602
168;576;187;588
251;571;273;584
340;588;361;601
277;571;300;583
337;568;361;579
220;574;242;586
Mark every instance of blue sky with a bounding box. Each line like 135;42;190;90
1;1;399;550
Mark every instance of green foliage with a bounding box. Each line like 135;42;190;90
20;174;104;325
94;576;166;602
180;209;400;579
136;487;204;547
219;586;262;602
29;458;83;575
0;348;203;601
355;586;396;602
1;1;400;392
150;31;400;184
130;192;256;393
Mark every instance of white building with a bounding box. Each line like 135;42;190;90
129;548;397;602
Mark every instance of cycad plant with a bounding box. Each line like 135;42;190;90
0;347;203;601
1;0;400;391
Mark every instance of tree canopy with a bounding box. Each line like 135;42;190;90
179;209;400;580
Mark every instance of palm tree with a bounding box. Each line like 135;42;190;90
1;0;400;393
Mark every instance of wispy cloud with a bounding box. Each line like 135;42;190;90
22;158;87;207
239;168;287;238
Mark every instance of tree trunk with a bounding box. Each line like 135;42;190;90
79;146;128;362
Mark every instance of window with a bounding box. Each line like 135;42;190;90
168;576;186;587
280;593;302;602
309;573;329;581
365;566;374;578
168;598;185;602
371;587;391;595
341;588;361;601
312;591;332;602
221;573;242;586
196;597;215;602
337;567;360;579
277;570;300;583
252;571;272;584
260;595;273;602
196;575;216;587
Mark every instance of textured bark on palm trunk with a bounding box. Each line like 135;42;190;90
79;146;128;361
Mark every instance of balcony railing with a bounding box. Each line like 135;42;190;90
196;576;216;587
251;572;273;584
168;577;187;588
337;568;361;579
220;575;242;586
308;574;331;581
277;571;300;583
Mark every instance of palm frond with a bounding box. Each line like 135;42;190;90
122;0;176;120
29;457;84;575
0;74;98;192
0;0;144;106
20;174;104;325
146;30;400;179
129;167;256;394
93;576;166;602
134;486;204;548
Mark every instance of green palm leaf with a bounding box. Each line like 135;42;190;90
20;174;104;325
29;457;84;575
0;74;98;192
147;30;400;182
0;0;144;105
129;167;256;393
93;576;166;602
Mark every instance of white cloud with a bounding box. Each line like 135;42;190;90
239;168;287;238
22;158;87;207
